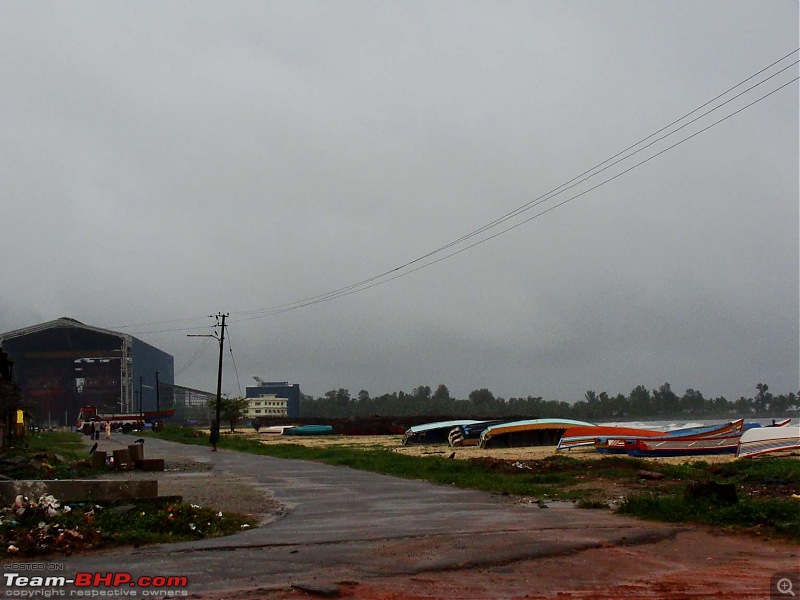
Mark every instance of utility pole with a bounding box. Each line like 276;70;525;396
155;371;160;414
139;376;143;424
154;371;161;432
188;313;228;450
213;313;227;443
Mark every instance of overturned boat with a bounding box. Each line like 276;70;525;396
736;424;799;458
283;424;334;436
557;425;663;451
448;420;511;447
478;419;595;448
402;420;484;445
625;432;742;457
595;418;745;454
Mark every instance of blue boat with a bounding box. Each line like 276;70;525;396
282;424;334;436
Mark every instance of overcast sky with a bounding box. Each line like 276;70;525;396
1;1;797;403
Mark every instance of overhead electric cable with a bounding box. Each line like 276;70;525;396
123;49;798;334
231;74;799;323
175;333;214;375
226;327;244;397
229;53;799;321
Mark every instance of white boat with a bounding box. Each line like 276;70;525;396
259;425;296;434
736;425;800;458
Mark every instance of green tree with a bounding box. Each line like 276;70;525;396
468;388;496;417
432;384;451;403
208;396;250;432
324;389;352;417
681;389;705;414
755;383;772;414
652;383;679;416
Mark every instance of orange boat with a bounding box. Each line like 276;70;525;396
557;425;662;451
595;419;745;454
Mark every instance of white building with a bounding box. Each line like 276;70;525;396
244;394;288;419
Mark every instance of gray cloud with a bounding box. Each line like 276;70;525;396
1;1;797;403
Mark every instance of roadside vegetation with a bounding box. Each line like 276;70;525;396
152;426;800;542
0;432;257;557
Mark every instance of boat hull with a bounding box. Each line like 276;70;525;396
736;425;800;458
479;419;595;449
625;433;741;457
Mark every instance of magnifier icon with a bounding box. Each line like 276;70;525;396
778;578;795;596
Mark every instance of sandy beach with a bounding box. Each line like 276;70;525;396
224;429;790;464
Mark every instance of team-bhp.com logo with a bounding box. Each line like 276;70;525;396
4;572;189;596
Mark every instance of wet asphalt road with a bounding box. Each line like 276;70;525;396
2;434;680;596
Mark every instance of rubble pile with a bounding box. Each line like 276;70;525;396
0;493;100;555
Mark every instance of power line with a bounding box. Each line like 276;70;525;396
124;49;798;333
229;57;798;323
175;332;214;375
231;74;798;322
226;327;244;397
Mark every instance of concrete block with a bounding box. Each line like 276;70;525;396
136;458;165;472
128;444;144;462
112;449;131;470
91;450;107;469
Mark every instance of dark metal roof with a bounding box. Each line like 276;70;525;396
0;317;129;343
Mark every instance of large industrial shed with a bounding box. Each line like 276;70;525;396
0;318;174;427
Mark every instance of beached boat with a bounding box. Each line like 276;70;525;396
402;420;484;445
448;420;510;447
768;418;792;427
557;425;663;451
625;432;741;457
259;425;296;434
595;419;745;454
736;425;800;458
478;419;595;449
282;424;334;436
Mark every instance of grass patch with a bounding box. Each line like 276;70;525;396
618;492;800;539
0;432;99;479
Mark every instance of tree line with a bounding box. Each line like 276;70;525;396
299;382;799;421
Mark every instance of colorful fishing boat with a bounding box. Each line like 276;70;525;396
595;419;745;454
478;419;595;448
736;425;800;458
625;432;741;457
557;425;663;451
402;420;484;445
